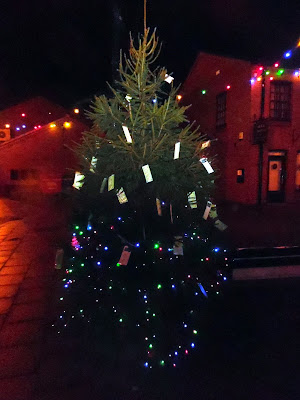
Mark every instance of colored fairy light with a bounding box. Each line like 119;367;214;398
274;62;279;68
201;89;206;95
191;343;195;348
144;362;149;367
176;94;182;101
79;231;83;235
135;243;140;247
38;125;41;128
50;123;56;128
250;78;255;85
80;263;84;267
294;70;300;77
152;98;157;103
174;351;178;356
185;350;188;354
265;70;270;75
144;295;147;299
5;124;10;128
172;284;175;289
184;324;187;328
297;39;300;47
34;126;37;129
104;246;108;250
149;344;153;349
74;108;80;114
173;364;176;367
75;225;79;229
87;224;92;230
223;277;227;281
16;127;20;131
277;69;284;76
119;318;123;322
284;50;291;58
21;113;26;117
160;360;165;366
226;85;231;90
118;217;122;221
64;121;71;128
116;263;121;267
154;243;159;249
259;66;263;71
257;77;262;81
193;330;198;335
213;247;220;252
157;284;162;289
159;247;163;251
97;262;101;265
270;76;274;81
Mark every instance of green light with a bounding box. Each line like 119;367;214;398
146;311;149;314
201;259;204;262
157;284;162;289
277;69;284;76
79;231;83;235
265;70;270;75
116;263;121;267
80;263;84;267
109;286;112;289
69;269;73;273
201;89;206;95
153;313;156;317
75;226;79;230
149;344;153;349
80;309;83;313
119;318;123;322
154;243;159;249
193;330;198;335
160;360;165;366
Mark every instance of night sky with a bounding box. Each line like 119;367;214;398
1;0;299;108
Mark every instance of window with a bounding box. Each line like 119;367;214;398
237;169;244;183
270;81;292;121
10;170;18;180
296;152;300;190
216;92;227;128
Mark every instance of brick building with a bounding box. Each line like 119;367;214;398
0;97;86;196
181;53;300;204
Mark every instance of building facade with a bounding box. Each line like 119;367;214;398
0;97;86;197
181;53;300;204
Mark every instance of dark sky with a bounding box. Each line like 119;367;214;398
1;0;299;108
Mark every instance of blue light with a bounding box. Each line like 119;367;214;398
195;292;198;295
213;247;220;252
64;284;69;288
284;50;291;58
223;276;227;281
191;343;195;348
16;127;20;131
144;362;149;367
73;233;76;236
152;98;157;103
104;246;108;251
184;324;187;328
22;125;26;128
97;261;101;265
198;283;208;298
118;217;122;221
161;201;165;205
172;284;175;289
168;248;173;252
135;243;140;247
174;351;178;356
250;78;256;85
87;224;92;230
144;295;147;299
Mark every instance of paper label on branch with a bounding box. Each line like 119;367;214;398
108;174;115;191
118;246;131;266
125;94;132;102
214;219;228;231
174;141;180;160
89;156;98;173
165;74;174;84
142;164;153;183
203;201;212;220
200;158;214;174
100;177;107;193
188;191;197;209
209;204;218;219
117;187;128;204
201;140;210;150
156;198;162;216
173;236;183;256
122;125;132;143
73;172;85;190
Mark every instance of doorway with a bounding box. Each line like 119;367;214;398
267;151;286;202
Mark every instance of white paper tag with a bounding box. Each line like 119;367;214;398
174;142;180;160
100;177;107;193
118;246;131;265
73;172;85;190
200;158;214;174
214;219;228;231
122;125;132;143
156;198;162;216
203;201;212;220
108;174;115;191
90;156;97;173
125;94;132;102
188;191;197;209
142;164;153;183
173;236;183;256
165;74;174;84
201;140;210;150
117;187;128;204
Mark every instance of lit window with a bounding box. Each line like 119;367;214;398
237;169;244;183
216;92;227;128
270;81;292;121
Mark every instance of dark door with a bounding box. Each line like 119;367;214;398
267;154;286;202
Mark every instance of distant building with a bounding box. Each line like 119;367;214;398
0;97;86;197
181;53;300;204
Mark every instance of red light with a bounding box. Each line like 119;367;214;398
110;226;114;230
34;126;37;129
259;66;263;71
185;350;188;354
270;77;274;81
205;257;209;261
21;113;26;117
159;247;163;251
187;275;191;278
274;63;279;68
226;85;231;90
38;125;41;128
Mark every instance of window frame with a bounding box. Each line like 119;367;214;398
269;80;292;122
216;91;227;129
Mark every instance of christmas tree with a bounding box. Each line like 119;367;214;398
53;2;229;374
